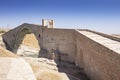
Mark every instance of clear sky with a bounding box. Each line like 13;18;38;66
0;0;120;34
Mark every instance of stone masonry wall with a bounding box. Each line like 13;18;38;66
42;28;76;63
3;24;76;63
75;31;120;80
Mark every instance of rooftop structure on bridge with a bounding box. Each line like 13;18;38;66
42;19;54;28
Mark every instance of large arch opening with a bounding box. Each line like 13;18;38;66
14;28;41;57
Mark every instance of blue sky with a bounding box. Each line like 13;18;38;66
0;0;120;34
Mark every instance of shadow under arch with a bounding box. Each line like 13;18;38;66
13;27;41;57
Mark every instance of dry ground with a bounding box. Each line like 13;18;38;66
0;46;18;57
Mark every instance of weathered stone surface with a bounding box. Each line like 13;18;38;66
24;57;70;80
0;33;6;48
76;30;120;80
24;57;87;80
0;57;36;80
79;31;120;53
17;45;39;57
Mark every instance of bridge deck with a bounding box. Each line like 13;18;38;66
78;30;120;54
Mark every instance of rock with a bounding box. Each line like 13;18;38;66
17;45;39;57
0;33;6;48
24;57;58;72
0;57;36;80
24;57;84;80
35;70;69;80
24;57;70;80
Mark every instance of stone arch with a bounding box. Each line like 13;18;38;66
13;26;41;57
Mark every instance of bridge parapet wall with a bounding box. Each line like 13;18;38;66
75;30;120;80
79;29;120;42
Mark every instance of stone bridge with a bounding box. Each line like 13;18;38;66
2;23;120;80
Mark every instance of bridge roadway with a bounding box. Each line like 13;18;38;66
78;30;120;54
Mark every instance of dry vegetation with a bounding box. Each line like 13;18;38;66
0;46;18;57
22;33;40;49
0;28;10;33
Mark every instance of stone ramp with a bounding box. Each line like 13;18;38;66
78;30;120;54
0;57;36;80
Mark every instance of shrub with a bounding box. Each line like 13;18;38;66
0;30;6;33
